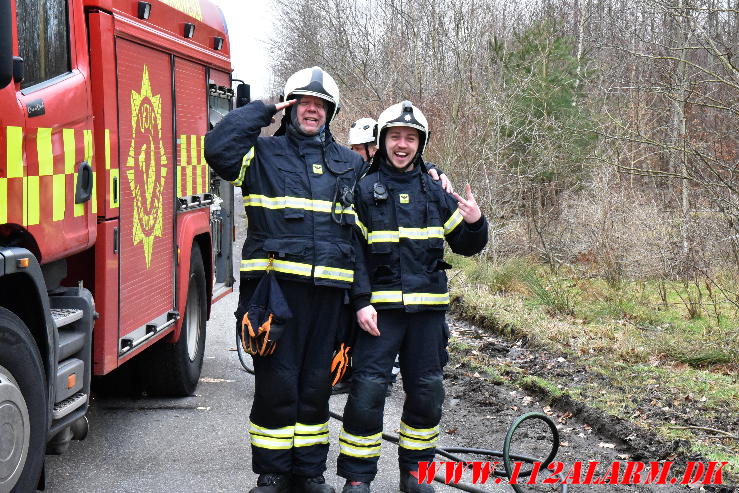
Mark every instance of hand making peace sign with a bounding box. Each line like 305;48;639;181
452;183;482;224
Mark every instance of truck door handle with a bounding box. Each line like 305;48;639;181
75;161;93;204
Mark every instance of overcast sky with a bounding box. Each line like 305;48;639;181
213;0;274;99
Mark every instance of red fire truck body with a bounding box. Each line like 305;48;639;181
0;1;239;490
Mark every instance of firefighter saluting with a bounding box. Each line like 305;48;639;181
337;101;489;493
204;67;367;493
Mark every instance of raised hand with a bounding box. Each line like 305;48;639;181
452;183;482;224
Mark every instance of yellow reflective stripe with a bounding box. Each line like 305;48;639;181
444;208;464;235
355;217;368;239
231;146;254;187
294;422;329;447
243;194;355;214
314;265;353;283
339;436;382;458
0;178;6;223
403;292;450;305
398;422;439;450
368;230;399;244
241;258;313;277
188;134;196;196
53;174;65;221
370;291;403;304
294;434;329;447
27;176;39;226
400;421;440;437
339;444;381;458
178;135;187;196
399;226;444;240
250;435;294;449
63;128;76;174
201;135;208;195
83;129;94;215
368;227;445;244
295;422;329;434
37;128;53;176
339;428;382;447
7;127;23;179
249;421;295;437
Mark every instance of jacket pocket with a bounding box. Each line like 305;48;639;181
263;238;310;259
277;165;306;220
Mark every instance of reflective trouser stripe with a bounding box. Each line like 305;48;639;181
339;427;382;458
230;147;254;187
398;421;439;450
249;421;294;450
294;422;329;448
444;208;464;235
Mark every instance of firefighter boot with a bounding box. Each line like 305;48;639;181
294;474;336;493
341;480;370;493
249;473;291;493
399;471;435;493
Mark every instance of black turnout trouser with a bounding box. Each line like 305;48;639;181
238;278;344;477
337;309;449;483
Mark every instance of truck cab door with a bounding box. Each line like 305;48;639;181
14;0;95;263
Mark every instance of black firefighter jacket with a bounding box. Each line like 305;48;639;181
204;101;369;299
353;159;488;312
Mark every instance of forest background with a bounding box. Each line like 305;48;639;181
266;0;738;473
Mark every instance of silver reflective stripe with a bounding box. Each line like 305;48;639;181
370;291;403;303
368;230;400;244
243;194;354;214
403;292;450;305
241;259;313;277
248;421;295;450
314;265;354;283
398;421;439;450
339;427;382;458
398;226;444;240
444;208;464;235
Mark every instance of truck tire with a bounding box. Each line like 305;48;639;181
145;243;207;396
0;307;47;493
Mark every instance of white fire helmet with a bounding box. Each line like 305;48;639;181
376;101;429;155
283;66;340;124
348;118;377;145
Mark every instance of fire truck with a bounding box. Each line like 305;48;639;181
0;0;244;490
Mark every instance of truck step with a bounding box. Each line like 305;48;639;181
53;392;87;420
51;308;84;329
58;330;86;361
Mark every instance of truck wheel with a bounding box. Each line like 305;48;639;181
145;243;207;396
0;307;47;493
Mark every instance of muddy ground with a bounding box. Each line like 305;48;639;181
430;314;738;493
